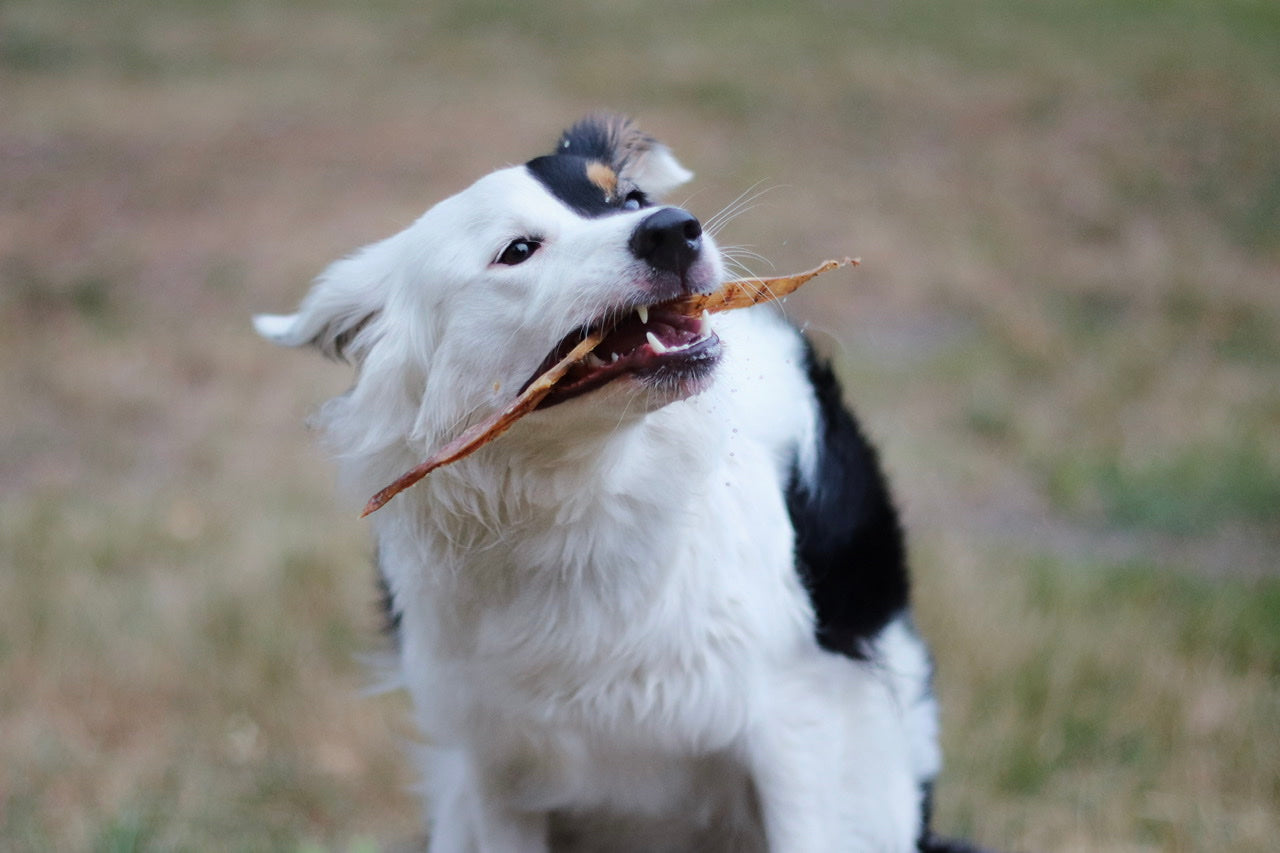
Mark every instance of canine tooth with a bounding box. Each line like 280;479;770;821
610;352;620;363
585;353;605;368
637;305;649;325
646;331;668;354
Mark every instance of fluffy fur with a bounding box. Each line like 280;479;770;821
257;115;977;852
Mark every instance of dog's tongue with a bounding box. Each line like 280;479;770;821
360;257;859;517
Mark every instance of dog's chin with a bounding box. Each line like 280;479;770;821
629;337;723;404
528;306;723;410
580;337;723;412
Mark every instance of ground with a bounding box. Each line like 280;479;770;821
1;1;1277;850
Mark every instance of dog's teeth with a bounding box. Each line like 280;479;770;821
585;353;605;368
646;331;668;354
696;306;716;333
637;305;649;325
610;352;620;363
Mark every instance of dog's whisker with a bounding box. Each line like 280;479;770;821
704;181;777;237
704;181;769;227
705;203;763;239
719;246;776;281
720;245;773;267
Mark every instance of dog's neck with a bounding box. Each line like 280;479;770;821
367;394;722;592
359;395;732;656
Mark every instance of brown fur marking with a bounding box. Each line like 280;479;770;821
586;161;618;199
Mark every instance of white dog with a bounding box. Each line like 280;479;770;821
257;115;981;852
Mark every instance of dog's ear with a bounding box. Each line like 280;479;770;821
619;139;693;200
557;114;693;200
254;246;387;363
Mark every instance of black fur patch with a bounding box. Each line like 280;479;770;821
554;113;656;170
526;114;656;218
526;154;617;217
790;342;988;851
786;338;910;659
375;551;402;647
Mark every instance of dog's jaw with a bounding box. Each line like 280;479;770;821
525;305;723;409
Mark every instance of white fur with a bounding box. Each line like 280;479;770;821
259;133;940;851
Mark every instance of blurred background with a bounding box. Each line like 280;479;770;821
2;0;1277;849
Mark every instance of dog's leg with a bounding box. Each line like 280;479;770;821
426;748;551;853
743;654;920;852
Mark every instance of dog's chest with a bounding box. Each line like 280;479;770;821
392;430;812;748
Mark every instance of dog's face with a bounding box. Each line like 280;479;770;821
256;115;725;445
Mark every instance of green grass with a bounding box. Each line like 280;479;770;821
921;548;1280;850
1051;439;1280;533
2;0;1278;849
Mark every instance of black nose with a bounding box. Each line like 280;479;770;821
629;207;703;275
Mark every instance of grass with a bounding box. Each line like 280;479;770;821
920;548;1280;850
1;0;1277;849
1049;437;1280;534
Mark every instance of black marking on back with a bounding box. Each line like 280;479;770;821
786;337;910;659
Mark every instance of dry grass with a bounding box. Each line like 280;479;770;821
1;1;1276;849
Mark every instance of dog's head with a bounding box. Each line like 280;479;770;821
256;115;725;458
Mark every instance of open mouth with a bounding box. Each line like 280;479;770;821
358;258;853;517
522;304;722;408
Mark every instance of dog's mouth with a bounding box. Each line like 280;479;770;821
522;304;722;408
359;258;854;517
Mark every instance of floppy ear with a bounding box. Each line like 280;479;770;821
254;245;388;362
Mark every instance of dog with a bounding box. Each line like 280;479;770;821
256;114;980;852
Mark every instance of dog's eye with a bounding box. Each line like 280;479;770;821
622;191;648;212
496;239;541;266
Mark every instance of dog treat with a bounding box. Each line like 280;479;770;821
361;257;858;516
